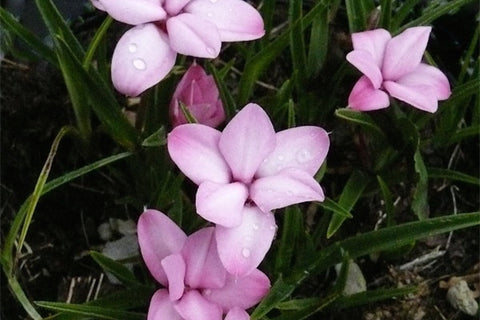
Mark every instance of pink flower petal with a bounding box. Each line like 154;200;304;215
95;0;166;25
203;269;270;312
224;307;250;320
111;24;176;96
138;210;187;285
164;0;191;15
167;13;221;58
395;63;451;100
382;26;431;81
383;80;439;113
147;289;183;320
185;0;265;41
167;124;231;185
219;104;276;184
351;28;391;68
346;50;383;89
215;206;276;276
161;253;186;301
182;227;227;289
348;76;390;111
250;168;324;212
256;126;329;178
196;181;248;227
90;0;105;11
174;290;223;320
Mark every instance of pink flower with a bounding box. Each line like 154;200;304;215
167;103;329;275
138;209;270;320
346;27;451;112
170;63;225;128
92;0;264;96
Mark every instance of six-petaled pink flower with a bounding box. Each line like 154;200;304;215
91;0;264;96
138;209;270;320
170;62;225;128
167;103;329;275
346;26;451;112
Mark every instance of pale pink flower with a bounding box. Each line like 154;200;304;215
138;209;270;320
91;0;264;96
170;63;225;128
346;26;451;112
167;103;329;275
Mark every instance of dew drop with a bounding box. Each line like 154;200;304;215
244;236;253;243
277;155;285;161
252;223;259;230
241;248;251;258
269;225;276;231
132;58;146;70
207;12;213;17
296;149;312;164
128;43;137;53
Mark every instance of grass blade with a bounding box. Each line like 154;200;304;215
427;167;480;186
16;126;72;259
0;7;57;65
36;301;145;320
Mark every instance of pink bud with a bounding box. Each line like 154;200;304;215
170;63;225;128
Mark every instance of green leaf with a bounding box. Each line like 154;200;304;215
253;212;480;317
238;0;330;104
206;61;236;119
287;99;296;128
427;167;480;186
274;206;303;276
141;127;166;147
306;6;329;77
335;108;387;139
319;198;353;220
0;7;57;65
345;0;375;32
83;16;113;69
399;0;476;32
5;275;42;320
43;286;154;320
251;277;296;320
289;0;307;85
334;286;418;309
34;0;84;58
54;36;139;149
376;175;395;226
447;125;480;145
271;293;340;320
391;0;419;31
379;0;392;29
327;171;370;238
89;251;141;287
412;148;429;220
36;301;145;320
2;152;133;272
16;127;72;260
179;101;198;123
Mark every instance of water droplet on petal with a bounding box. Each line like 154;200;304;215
132;58;146;70
296;149;312;164
241;248;251;258
204;289;211;295
128;43;137;53
269;225;276;231
277;155;285;161
207;12;213;17
252;223;259;230
244;236;253;243
209;0;218;3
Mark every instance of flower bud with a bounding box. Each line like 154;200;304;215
170;63;225;128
